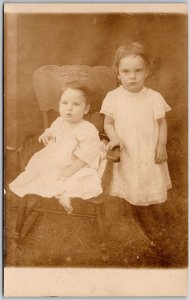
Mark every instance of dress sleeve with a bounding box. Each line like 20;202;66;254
74;123;101;169
153;93;171;120
100;92;115;119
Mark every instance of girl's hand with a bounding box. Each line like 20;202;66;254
39;130;53;146
155;143;167;164
107;137;123;150
104;116;123;150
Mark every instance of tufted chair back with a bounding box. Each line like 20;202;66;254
33;65;117;133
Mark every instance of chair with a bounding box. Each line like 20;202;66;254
8;65;120;264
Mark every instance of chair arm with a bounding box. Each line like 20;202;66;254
6;130;44;172
6;145;23;153
99;133;120;163
6;129;44;153
106;146;120;163
99;132;109;141
101;145;120;195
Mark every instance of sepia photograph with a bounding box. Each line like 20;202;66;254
4;2;188;297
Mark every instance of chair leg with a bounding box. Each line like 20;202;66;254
95;203;108;262
8;197;28;265
14;197;28;239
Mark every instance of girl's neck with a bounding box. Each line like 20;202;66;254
121;85;145;94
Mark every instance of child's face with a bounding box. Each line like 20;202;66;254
59;88;90;123
118;55;149;93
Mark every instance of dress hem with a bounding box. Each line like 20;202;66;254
109;186;172;206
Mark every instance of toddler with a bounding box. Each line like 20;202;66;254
100;42;172;207
9;83;104;214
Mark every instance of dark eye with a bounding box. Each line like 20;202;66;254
74;102;80;106
60;101;67;105
136;69;143;72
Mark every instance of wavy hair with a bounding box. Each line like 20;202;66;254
113;42;151;74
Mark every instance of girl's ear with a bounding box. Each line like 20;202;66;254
117;74;121;86
84;104;90;115
145;66;149;78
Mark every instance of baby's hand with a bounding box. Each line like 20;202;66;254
58;167;70;180
107;137;123;150
39;130;53;146
155;143;167;164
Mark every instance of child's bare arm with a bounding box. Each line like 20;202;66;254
39;118;60;145
104;116;122;149
39;129;54;146
155;117;168;164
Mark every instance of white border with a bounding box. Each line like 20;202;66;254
4;267;188;297
3;2;189;297
4;3;188;14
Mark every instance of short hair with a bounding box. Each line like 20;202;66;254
113;41;150;72
60;81;91;106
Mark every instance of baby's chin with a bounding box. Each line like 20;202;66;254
62;116;84;124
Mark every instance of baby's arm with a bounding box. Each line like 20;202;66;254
59;158;86;179
39;117;61;145
104;115;122;150
155;117;168;164
39;129;54;146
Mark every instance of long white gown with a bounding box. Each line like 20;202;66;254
9;118;104;201
100;86;172;206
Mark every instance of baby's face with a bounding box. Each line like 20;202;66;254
59;88;89;123
118;55;149;93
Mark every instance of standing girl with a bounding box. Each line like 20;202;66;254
100;42;172;208
9;83;104;214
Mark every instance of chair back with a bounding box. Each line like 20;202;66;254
33;65;117;132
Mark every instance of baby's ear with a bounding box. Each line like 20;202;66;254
84;104;90;114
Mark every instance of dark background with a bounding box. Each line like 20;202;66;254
5;12;188;193
5;12;188;267
5;13;187;144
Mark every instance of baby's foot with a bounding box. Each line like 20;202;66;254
58;197;73;214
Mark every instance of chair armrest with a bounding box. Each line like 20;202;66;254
6;129;44;153
99;132;120;163
106;146;120;163
101;145;120;195
6;145;23;153
99;132;109;141
6;130;44;172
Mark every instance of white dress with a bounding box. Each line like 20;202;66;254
100;86;172;206
9;118;104;200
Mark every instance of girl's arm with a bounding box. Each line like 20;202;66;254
104;115;122;149
155;117;168;164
